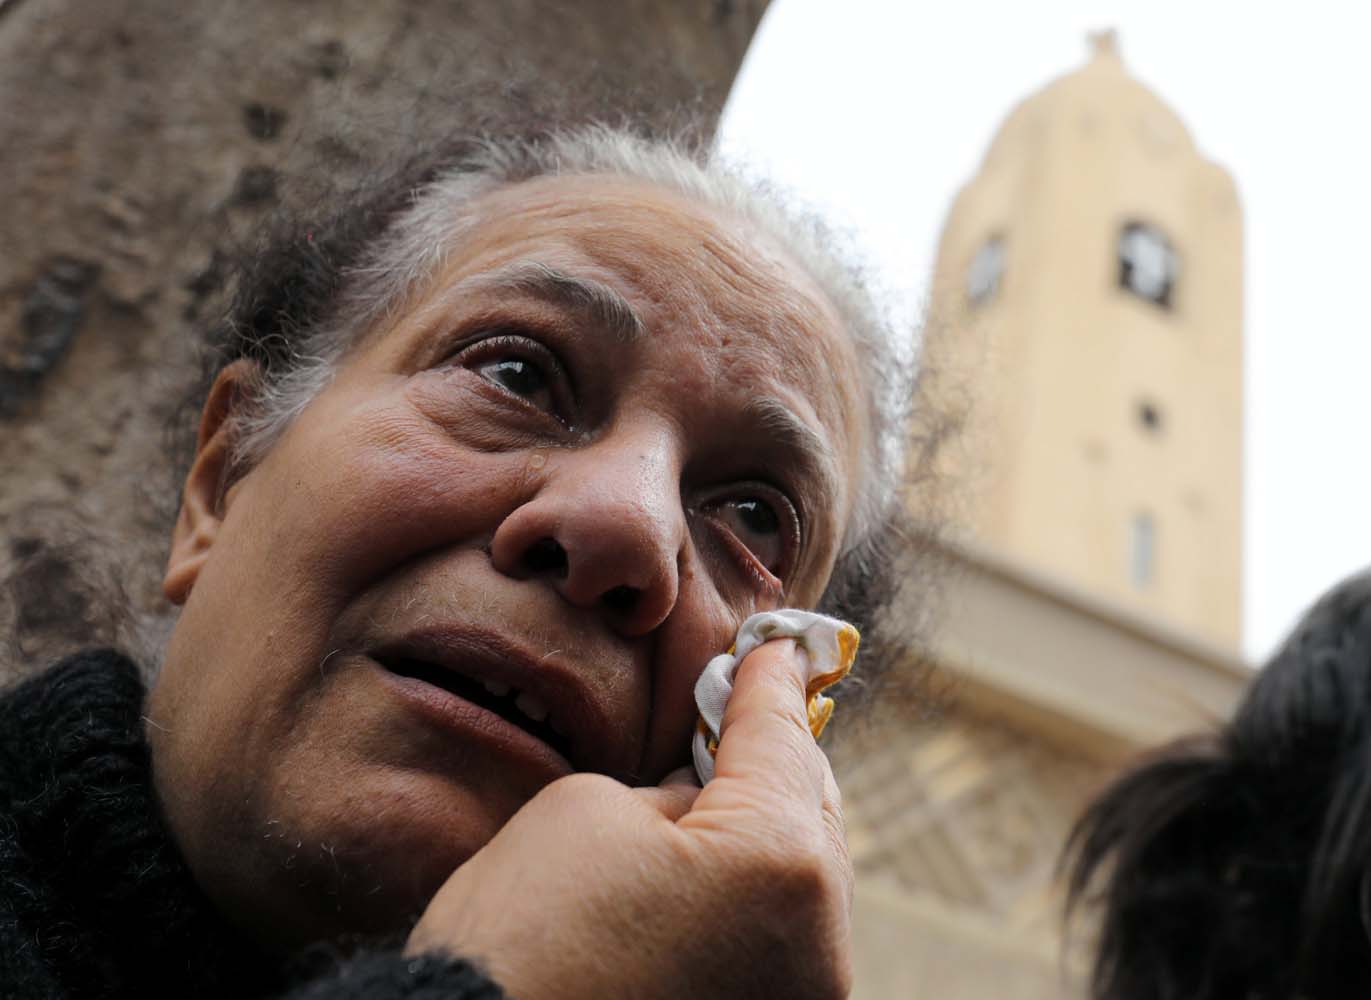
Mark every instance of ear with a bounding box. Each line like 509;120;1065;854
163;359;260;605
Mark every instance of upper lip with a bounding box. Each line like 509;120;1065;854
368;624;625;775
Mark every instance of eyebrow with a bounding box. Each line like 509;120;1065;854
464;261;647;344
448;261;843;518
745;395;843;519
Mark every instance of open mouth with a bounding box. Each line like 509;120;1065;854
380;657;574;763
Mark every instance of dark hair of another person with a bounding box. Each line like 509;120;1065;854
1063;569;1371;999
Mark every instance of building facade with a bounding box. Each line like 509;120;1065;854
842;35;1249;998
924;30;1244;649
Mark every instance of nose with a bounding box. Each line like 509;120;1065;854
489;436;685;636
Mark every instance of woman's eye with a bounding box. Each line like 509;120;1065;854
459;334;567;419
477;357;551;406
706;495;788;576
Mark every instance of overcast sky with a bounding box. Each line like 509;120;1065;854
718;0;1371;663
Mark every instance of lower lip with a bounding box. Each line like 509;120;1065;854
371;661;574;778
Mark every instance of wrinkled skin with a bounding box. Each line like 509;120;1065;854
147;174;864;995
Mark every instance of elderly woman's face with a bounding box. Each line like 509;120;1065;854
147;174;866;942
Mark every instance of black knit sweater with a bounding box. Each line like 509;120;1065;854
0;649;507;999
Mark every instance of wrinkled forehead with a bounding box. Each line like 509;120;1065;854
442;175;863;446
465;176;834;340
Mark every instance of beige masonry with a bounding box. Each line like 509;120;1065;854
924;31;1244;650
841;35;1249;998
841;541;1248;999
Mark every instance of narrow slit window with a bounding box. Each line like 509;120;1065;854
966;235;1005;305
1130;512;1156;588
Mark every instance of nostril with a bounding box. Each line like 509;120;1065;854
523;537;568;578
600;585;640;613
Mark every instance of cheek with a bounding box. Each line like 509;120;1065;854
247;408;534;605
638;558;740;778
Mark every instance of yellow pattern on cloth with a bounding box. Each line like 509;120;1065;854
692;610;860;784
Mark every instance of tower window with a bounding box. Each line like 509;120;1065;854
966;235;1005;305
1130;512;1156;588
1137;400;1163;433
1118;222;1177;308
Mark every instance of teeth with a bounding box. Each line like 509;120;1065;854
482;678;512;697
514;692;549;723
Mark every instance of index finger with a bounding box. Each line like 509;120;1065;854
687;639;828;818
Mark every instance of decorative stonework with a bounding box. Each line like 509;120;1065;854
835;703;1111;951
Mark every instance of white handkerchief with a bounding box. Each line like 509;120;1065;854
692;609;859;784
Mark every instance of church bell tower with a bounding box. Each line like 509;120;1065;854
924;32;1244;648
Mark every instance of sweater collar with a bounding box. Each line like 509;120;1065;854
8;649;279;996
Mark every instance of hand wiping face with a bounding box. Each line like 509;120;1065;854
693;609;860;783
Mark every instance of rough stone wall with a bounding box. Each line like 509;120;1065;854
0;0;768;678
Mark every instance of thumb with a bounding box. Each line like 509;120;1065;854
634;766;702;821
687;639;826;817
659;765;703;790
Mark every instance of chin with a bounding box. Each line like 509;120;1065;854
216;768;523;950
